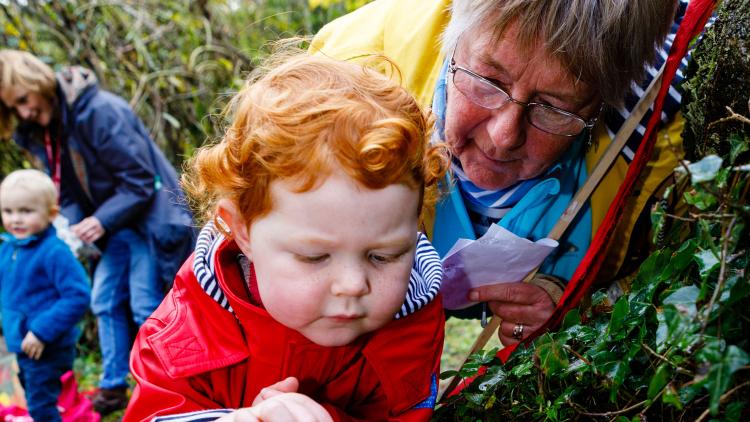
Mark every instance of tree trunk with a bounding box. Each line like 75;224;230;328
681;0;750;160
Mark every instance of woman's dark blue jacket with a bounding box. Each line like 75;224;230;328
13;68;194;287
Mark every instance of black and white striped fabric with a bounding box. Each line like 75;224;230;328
192;223;443;320
603;0;711;162
395;232;443;319
191;220;233;314
152;409;232;422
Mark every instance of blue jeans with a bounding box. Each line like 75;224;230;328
91;228;163;389
17;345;75;422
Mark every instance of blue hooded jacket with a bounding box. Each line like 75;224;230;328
0;226;91;352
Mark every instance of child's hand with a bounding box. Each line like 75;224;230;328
216;393;332;422
70;216;106;243
21;331;45;360
216;377;332;422
252;377;301;405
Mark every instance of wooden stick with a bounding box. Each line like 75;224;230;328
439;65;666;402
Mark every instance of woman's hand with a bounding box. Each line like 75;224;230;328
216;377;333;422
71;216;105;243
21;331;45;360
469;282;555;345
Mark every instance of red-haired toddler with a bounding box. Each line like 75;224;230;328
124;51;449;422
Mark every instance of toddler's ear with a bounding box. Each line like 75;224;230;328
48;205;59;221
216;198;252;258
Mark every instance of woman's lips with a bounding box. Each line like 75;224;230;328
474;144;520;165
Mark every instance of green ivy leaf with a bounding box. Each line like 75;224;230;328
655;309;669;350
679;382;703;405
662;383;683;410
663;285;700;317
723;273;750;307
725;400;745;422
608;296;630;334
675;154;723;184
698;337;726;362
661;304;700;350
509;360;534;377
671;239;697;273
647;363;671;399
695;249;720;280
603;360;630;402
535;335;569;377
729;133;748;164
440;370;459;380
725;345;750;374
561;308;581;329
477;366;505;392
684;189;718;210
704;346;749;414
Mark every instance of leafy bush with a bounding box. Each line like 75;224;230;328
0;0;368;173
437;152;749;419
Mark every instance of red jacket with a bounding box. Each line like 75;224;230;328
124;234;445;422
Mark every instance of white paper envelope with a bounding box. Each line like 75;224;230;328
440;225;558;310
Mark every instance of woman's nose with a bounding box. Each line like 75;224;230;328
331;263;370;297
486;102;526;151
17;105;31;121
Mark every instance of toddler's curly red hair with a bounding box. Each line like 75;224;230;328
183;51;449;229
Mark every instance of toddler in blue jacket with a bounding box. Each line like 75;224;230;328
0;169;91;422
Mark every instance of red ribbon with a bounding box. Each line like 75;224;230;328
44;128;61;198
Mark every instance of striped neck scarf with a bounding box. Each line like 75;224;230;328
432;60;545;235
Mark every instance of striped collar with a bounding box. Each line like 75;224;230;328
192;222;443;319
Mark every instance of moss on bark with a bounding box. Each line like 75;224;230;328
682;0;750;160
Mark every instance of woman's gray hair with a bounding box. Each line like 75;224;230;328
442;0;678;105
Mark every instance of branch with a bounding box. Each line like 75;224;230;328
694;381;750;422
569;391;660;418
701;216;737;333
563;345;592;366
641;343;692;376
708;106;750;129
663;212;696;222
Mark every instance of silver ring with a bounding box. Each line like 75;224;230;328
512;323;524;340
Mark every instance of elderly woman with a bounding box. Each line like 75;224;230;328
0;50;194;415
313;0;685;345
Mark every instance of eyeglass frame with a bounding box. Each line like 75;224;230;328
447;44;600;138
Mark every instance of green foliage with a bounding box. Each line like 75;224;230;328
0;0;366;175
435;1;750;419
436;161;750;419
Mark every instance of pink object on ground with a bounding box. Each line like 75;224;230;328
0;370;100;422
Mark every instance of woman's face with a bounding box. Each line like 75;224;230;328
444;21;601;190
1;85;55;128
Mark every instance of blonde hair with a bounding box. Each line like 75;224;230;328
183;51;449;229
442;0;678;105
0;169;59;213
0;50;57;139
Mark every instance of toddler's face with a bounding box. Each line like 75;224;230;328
235;171;420;347
0;187;53;239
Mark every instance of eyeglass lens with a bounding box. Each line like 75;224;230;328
452;67;587;136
